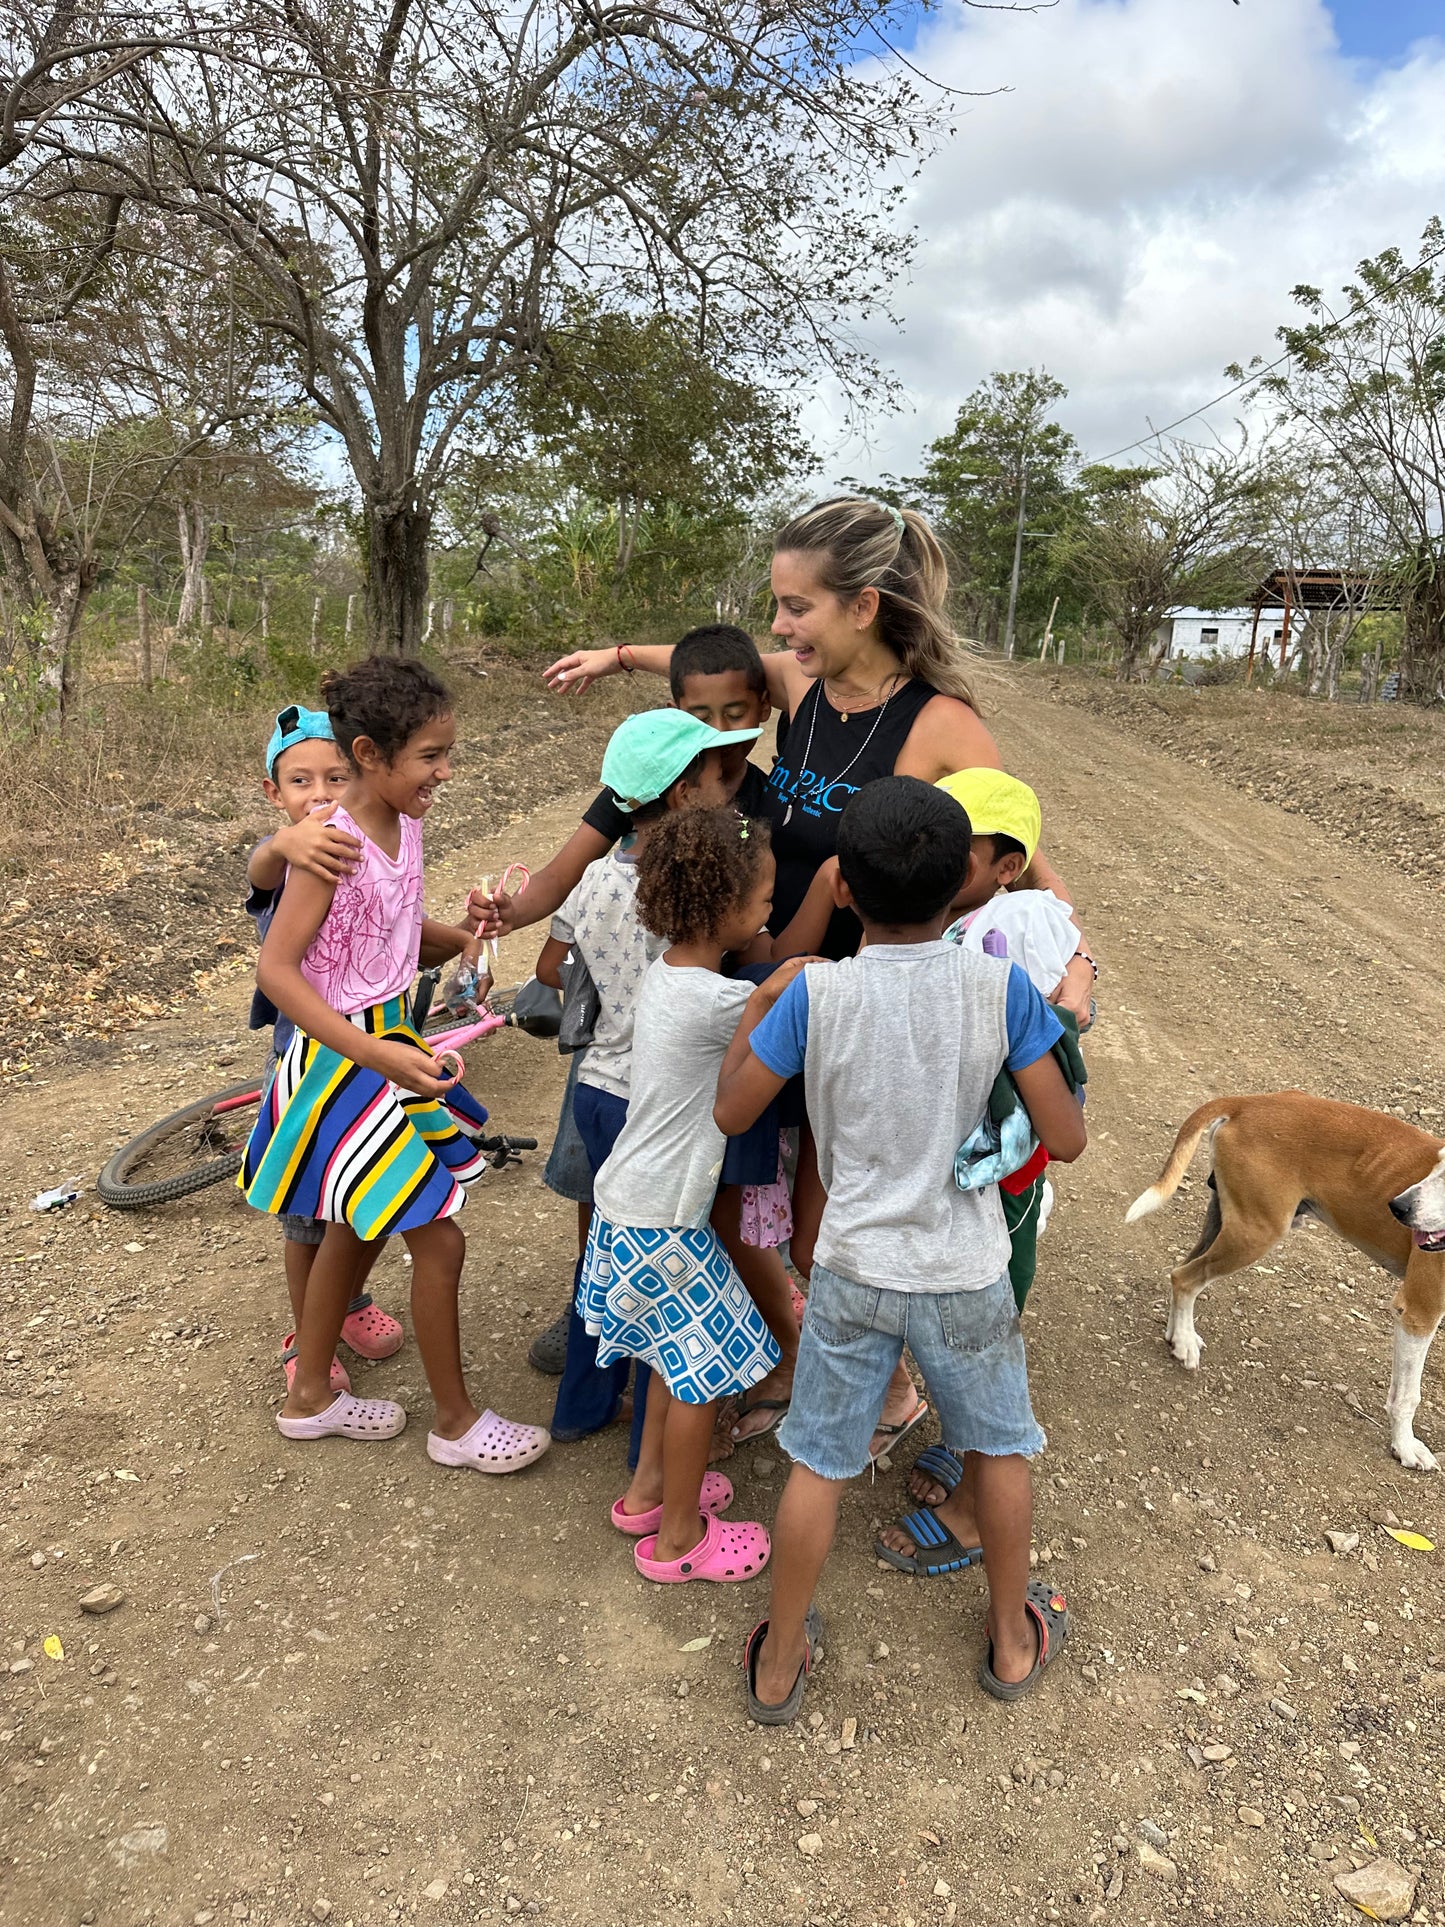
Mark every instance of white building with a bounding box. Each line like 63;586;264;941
1154;607;1287;661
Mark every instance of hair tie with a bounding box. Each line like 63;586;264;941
881;502;905;536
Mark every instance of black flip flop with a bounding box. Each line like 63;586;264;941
978;1581;1070;1702
874;1504;984;1578
729;1393;790;1442
744;1605;824;1726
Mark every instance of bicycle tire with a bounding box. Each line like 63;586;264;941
97;1080;264;1210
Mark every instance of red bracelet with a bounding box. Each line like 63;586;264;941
616;644;635;674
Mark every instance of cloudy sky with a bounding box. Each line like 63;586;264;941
816;0;1445;482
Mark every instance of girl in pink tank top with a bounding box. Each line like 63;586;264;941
242;655;551;1477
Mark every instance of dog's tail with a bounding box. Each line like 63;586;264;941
1125;1099;1241;1223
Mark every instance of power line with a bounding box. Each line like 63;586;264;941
1084;231;1445;466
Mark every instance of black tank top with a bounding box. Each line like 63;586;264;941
761;676;938;960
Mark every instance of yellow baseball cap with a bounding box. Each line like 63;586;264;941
935;768;1041;865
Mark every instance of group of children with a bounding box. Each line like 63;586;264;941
242;630;1088;1712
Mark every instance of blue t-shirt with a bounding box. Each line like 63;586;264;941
753;961;1061;1082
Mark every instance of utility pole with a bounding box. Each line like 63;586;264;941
1003;463;1029;660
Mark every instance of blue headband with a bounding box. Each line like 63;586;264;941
265;703;336;779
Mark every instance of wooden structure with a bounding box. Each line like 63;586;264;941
1244;569;1397;684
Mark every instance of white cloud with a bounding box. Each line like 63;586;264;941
813;0;1445;480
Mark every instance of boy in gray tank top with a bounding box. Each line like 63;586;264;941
715;777;1087;1718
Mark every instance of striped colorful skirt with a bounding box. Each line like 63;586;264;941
577;1215;780;1405
240;994;490;1241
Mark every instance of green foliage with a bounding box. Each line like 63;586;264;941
908;370;1081;642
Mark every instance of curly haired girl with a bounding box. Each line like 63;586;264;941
242;654;550;1474
578;807;822;1583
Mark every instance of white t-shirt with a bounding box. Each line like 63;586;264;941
551;848;665;1100
593;960;753;1230
943;889;1077;998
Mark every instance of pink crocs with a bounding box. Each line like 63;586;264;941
339;1296;405;1361
634;1512;771;1584
275;1392;407;1441
280;1333;350;1396
611;1471;734;1538
426;1410;551;1474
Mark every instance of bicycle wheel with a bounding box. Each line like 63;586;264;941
98;1080;264;1210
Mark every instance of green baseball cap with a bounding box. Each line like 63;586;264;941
601;709;761;812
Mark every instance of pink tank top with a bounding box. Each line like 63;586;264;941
298;807;424;1015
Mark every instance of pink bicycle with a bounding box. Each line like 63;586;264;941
97;979;557;1211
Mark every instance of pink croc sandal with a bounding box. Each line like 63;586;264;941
611;1471;734;1537
634;1512;771;1584
275;1392;407;1441
339;1295;404;1361
427;1410;551;1474
280;1333;350;1396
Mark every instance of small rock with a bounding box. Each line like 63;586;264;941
193;1614;212;1635
79;1583;125;1616
872;1642;890;1661
1138;1821;1169;1850
194;1914;216;1925
797;1833;823;1858
9;1659;33;1675
317;1791;335;1807
1105;1868;1124;1900
422;1879;447;1901
1333;1857;1418;1921
311;1904;333;1923
1197;1552;1216;1572
1269;1698;1298;1721
1325;1529;1359;1555
796;1799;818;1817
1238;1807;1267;1829
504;1898;523;1916
933;1878;952;1898
1214;1673;1240;1698
1201;1743;1232;1763
1308;1842;1338;1862
840;1718;857;1750
1136;1842;1177;1883
28;1551;45;1570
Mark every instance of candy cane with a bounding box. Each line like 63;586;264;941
478;862;531;961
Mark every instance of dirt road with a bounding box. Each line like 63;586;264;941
4;667;1445;1927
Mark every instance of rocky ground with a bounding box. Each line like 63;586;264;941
3;660;1444;1927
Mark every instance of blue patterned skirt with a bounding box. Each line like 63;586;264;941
577;1215;780;1405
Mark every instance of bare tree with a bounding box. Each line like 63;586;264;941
1063;439;1273;682
49;0;954;653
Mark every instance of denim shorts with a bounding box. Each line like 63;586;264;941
778;1262;1046;1480
543;1053;594;1205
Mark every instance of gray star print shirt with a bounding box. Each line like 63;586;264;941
551;845;665;1101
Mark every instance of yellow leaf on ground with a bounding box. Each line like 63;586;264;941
1383;1529;1434;1552
42;1635;64;1661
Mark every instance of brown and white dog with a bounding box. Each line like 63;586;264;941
1126;1092;1445;1471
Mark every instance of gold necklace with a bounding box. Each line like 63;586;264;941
829;669;901;725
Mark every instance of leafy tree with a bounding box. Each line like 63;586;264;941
49;0;951;654
909;370;1079;651
1250;220;1445;701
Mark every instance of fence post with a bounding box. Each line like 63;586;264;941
137;584;152;689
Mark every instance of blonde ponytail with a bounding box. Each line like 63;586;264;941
773;496;980;711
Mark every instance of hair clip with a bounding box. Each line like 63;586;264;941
738;819;750;841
